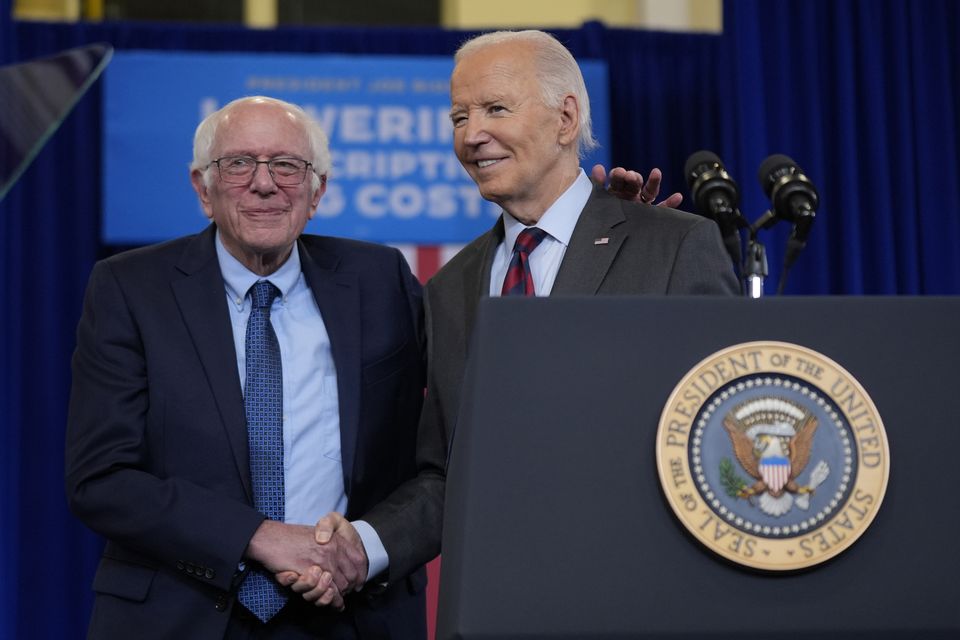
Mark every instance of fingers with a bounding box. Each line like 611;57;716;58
275;570;299;587
593;165;680;207
291;566;345;610
636;168;682;207
657;192;684;208
316;585;344;611
638;167;661;204
315;512;367;587
335;545;366;591
589;163;607;185
607;167;644;200
594;165;645;202
314;511;349;544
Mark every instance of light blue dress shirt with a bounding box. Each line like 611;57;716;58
489;169;594;296
216;233;388;581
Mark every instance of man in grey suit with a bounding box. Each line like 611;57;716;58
297;29;739;596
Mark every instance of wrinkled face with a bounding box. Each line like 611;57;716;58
450;41;578;222
190;101;324;273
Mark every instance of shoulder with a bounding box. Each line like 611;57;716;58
103;234;197;268
586;189;718;247
298;234;419;293
598;188;707;232
424;228;495;293
299;233;403;264
94;232;208;286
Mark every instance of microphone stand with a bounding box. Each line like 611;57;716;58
743;232;768;299
742;211;776;298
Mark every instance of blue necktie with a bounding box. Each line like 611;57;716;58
237;280;287;622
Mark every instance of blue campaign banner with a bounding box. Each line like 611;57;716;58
102;51;610;245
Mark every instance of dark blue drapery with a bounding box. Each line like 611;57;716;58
1;2;957;636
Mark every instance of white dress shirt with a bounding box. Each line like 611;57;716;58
489;169;593;296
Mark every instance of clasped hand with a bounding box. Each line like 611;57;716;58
246;512;367;610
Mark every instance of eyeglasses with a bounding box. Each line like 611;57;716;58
209;155;313;186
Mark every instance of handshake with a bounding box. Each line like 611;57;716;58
245;512;368;610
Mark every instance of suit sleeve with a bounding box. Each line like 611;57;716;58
361;280;446;582
65;260;264;592
665;217;741;295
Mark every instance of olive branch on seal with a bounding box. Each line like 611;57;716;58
719;457;749;498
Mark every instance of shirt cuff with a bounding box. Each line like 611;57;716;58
352;519;389;583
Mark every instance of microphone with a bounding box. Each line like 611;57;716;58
756;154;819;242
685;150;745;267
756;154;820;293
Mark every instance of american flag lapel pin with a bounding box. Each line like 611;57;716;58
594;237;609;245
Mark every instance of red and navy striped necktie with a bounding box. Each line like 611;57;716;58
501;227;548;296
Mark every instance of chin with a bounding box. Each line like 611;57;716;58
475;183;506;205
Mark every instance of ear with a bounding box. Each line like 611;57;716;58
308;174;327;219
190;169;215;220
557;95;580;147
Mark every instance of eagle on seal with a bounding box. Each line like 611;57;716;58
722;397;828;516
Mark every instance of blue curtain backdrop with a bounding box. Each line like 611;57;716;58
1;1;957;637
722;0;960;294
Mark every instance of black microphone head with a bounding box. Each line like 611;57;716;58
684;150;725;187
758;154;800;199
684;150;740;220
757;153;819;224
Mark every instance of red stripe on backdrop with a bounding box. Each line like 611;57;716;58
405;245;445;638
426;556;441;640
398;244;470;637
415;246;443;283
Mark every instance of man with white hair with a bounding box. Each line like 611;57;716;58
66;96;428;638
300;30;739;600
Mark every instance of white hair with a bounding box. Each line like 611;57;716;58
190;95;330;190
454;30;598;157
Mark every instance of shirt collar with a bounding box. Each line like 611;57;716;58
501;169;593;249
215;230;301;309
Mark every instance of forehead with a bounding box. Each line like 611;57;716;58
214;103;309;157
451;42;539;103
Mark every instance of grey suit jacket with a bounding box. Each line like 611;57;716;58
364;185;740;580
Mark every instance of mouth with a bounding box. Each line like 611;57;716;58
476;158;505;169
242;207;287;215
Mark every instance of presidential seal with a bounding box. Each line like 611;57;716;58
655;341;889;571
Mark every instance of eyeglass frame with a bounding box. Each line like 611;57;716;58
207;155;316;186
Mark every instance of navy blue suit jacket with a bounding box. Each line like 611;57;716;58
66;225;426;639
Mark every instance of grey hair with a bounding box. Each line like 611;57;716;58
190;95;331;190
454;30;598;157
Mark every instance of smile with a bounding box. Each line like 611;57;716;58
243;208;287;215
477;159;503;169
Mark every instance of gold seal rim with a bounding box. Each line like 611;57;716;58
655;340;890;571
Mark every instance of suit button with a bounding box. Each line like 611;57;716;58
215;595;227;612
186;563;195;575
176;561;185;571
205;568;215;580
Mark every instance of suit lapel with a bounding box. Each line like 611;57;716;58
552;187;627;295
461;219;503;345
170;226;253;501
298;239;361;496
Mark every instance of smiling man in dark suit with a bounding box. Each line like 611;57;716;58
304;29;740;590
66;96;427;639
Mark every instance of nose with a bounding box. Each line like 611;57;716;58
461;115;491;147
249;162;278;194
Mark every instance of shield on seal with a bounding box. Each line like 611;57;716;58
760;456;791;494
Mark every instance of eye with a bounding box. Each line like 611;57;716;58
270;159;302;175
489;104;507;114
450;113;467;128
224;156;253;170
